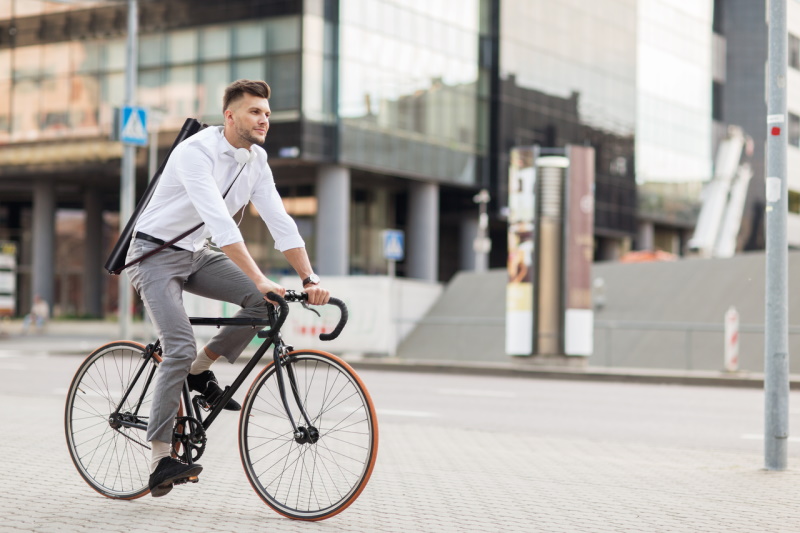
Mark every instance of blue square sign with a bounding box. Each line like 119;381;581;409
382;230;404;261
120;106;148;146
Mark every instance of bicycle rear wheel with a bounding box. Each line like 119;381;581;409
64;341;162;499
239;350;379;521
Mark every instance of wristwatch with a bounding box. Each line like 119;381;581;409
302;274;321;287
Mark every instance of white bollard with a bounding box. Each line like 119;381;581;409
724;306;740;372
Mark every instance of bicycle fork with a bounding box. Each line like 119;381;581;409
273;338;319;444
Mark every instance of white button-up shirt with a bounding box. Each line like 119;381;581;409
135;126;305;253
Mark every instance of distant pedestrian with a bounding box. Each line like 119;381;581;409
22;294;49;334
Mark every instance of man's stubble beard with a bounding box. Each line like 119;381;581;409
234;122;266;146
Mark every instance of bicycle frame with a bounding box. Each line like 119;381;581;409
111;298;323;457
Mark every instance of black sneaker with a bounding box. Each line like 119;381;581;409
148;457;203;498
187;370;241;411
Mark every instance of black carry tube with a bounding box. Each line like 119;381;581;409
104;118;204;275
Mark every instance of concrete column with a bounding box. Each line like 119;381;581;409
460;217;479;272
407;182;439;281
637;221;655;250
315;165;350;276
83;187;104;317
31;180;56;313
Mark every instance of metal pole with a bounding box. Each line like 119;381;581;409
473;189;491;272
118;0;138;339
387;259;396;357
765;0;789;471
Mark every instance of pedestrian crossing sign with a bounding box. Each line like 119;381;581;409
120;106;148;146
382;229;404;261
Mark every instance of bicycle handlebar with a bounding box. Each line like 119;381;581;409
265;292;290;333
318;297;348;341
265;290;348;341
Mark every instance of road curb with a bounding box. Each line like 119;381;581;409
5;332;799;390
347;357;800;389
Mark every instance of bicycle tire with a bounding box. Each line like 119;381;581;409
64;341;169;499
239;350;379;521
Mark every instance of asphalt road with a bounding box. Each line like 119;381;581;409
3;351;800;532
11;351;799;455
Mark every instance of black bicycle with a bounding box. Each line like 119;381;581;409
64;291;379;521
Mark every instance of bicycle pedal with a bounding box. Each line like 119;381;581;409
174;475;200;486
193;394;212;411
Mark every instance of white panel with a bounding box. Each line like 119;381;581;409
0;271;15;292
183;276;442;356
505;310;533;356
565;309;593;356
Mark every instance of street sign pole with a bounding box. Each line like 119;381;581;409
473;189;491;272
382;230;404;356
119;0;138;339
765;0;789;471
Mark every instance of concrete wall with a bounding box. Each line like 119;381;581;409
397;251;800;373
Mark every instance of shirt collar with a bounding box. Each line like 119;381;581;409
217;126;239;158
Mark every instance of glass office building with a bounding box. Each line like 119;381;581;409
0;0;489;317
0;0;727;318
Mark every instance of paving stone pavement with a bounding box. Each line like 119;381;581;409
2;387;800;533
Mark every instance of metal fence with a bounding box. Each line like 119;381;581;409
593;320;800;371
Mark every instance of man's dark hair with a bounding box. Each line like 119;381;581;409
222;79;271;112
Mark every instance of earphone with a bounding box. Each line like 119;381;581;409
234;148;256;165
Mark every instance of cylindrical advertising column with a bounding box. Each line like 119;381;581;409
536;159;566;355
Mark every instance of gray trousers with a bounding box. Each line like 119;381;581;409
126;238;270;443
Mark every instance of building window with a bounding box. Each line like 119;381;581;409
789;190;800;214
790;113;800;147
713;0;723;34
712;81;723;121
791;34;800;70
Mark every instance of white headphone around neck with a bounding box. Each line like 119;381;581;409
234;148;256;165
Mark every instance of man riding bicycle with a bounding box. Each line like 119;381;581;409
125;79;329;497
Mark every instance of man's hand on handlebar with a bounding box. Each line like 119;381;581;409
304;284;330;306
258;278;286;305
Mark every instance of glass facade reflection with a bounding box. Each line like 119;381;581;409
0;15;302;141
497;0;639;242
338;0;486;184
637;0;713;183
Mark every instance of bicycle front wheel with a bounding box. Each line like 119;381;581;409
64;341;161;499
239;350;379;521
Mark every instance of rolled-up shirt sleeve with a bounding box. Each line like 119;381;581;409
250;166;305;252
174;146;244;247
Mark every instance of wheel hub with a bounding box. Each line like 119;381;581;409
294;426;320;444
108;412;121;429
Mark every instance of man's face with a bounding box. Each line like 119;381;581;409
225;93;271;148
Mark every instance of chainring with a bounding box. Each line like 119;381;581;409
172;416;207;463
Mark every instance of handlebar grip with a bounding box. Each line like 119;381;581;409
265;292;289;332
319;297;348;341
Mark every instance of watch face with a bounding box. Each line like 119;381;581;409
305;274;320;286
